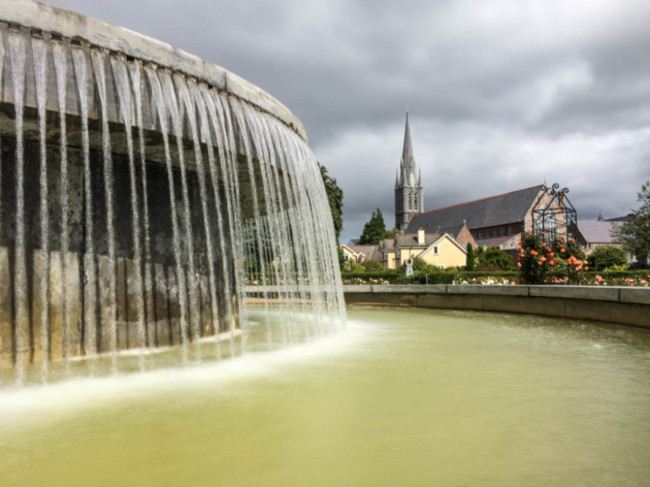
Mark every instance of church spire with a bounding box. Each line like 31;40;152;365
400;113;417;186
402;113;413;161
395;113;424;231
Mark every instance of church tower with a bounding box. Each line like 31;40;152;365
395;113;423;231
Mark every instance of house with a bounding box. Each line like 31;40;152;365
575;217;633;263
340;243;381;264
380;227;472;270
406;184;577;253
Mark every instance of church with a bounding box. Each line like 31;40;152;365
393;114;576;254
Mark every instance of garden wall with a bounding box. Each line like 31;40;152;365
344;285;650;328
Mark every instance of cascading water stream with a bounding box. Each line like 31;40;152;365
0;23;345;386
8;28;27;384
144;66;191;365
90;49;119;372
32;34;50;381
112;55;147;370
128;60;155;352
53;39;72;367
71;45;98;361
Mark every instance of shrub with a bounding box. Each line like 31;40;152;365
587;245;628;271
518;233;587;284
476;247;514;271
361;260;385;272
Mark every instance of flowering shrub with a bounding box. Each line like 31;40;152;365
452;275;515;285
518;233;587;284
586;272;650;287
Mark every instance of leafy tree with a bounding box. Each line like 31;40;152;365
465;243;476;271
613;181;650;266
318;163;344;241
587;245;628;271
358;208;388;245
476;247;514;271
385;228;398;239
337;245;346;270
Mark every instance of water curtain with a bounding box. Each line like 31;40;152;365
0;24;345;384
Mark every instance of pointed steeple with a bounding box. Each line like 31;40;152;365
395;113;424;231
400;113;417;186
402;113;414;162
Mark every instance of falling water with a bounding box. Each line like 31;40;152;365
32;33;50;380
72;45;98;359
112;55;147;369
8;28;27;384
0;26;345;385
128;59;155;352
144;66;191;364
181;80;220;348
53;40;72;366
163;71;201;353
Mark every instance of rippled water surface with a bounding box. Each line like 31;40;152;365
2;308;650;486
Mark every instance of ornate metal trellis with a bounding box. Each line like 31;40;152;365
531;183;578;242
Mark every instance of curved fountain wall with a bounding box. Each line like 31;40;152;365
0;0;345;382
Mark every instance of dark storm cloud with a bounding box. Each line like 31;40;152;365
48;0;650;242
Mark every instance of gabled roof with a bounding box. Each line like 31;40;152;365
406;185;543;233
576;221;620;244
416;233;467;259
395;232;441;248
346;244;381;261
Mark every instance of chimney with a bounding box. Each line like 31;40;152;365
417;227;425;245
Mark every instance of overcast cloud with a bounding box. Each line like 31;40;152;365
48;0;650;243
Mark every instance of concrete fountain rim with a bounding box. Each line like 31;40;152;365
0;0;308;142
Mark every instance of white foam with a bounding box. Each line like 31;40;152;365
0;321;364;428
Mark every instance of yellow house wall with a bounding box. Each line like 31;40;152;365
398;248;423;268
341;246;357;263
418;238;467;268
386;251;397;270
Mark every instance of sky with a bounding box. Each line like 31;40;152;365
48;0;650;244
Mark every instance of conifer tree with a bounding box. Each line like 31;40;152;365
358;208;388;245
465;243;475;271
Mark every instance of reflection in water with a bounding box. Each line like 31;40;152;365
1;308;649;486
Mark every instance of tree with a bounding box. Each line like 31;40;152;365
318;163;344;242
587;245;628;271
465;243;476;271
476;247;514;271
613;181;650;267
358;208;388;245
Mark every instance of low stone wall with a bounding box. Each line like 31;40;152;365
344;285;650;328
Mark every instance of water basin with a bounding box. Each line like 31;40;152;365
1;307;649;486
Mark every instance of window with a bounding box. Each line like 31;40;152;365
434;246;439;254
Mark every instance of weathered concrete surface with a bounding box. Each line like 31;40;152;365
344;285;650;328
0;0;307;142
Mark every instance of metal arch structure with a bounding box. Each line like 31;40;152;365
531;184;578;242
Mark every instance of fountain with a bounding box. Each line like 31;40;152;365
1;4;649;485
0;0;345;385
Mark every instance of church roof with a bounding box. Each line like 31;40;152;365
576;220;619;244
406;185;543;233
